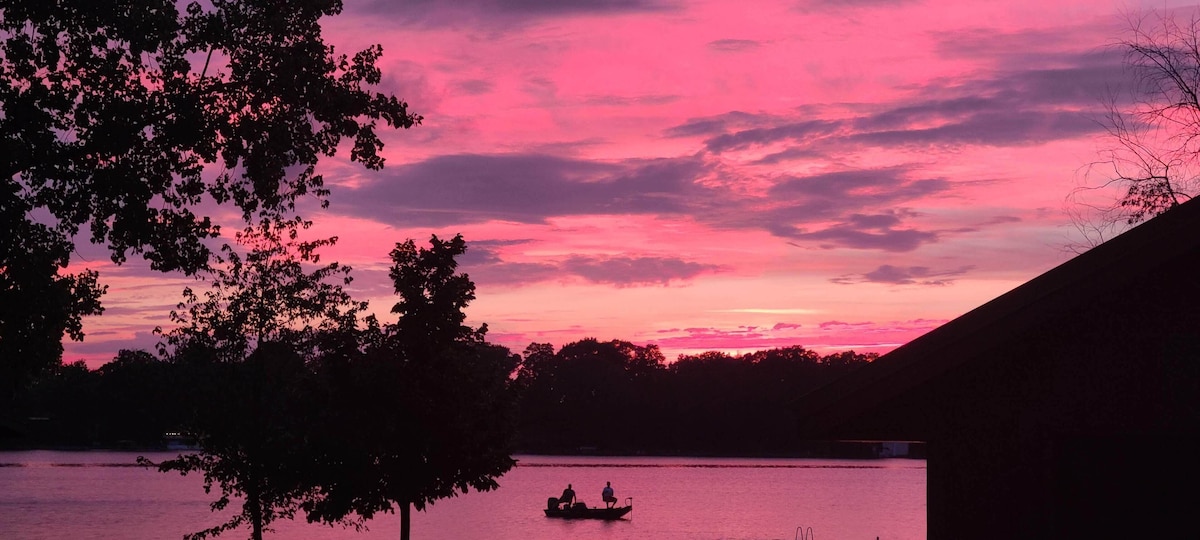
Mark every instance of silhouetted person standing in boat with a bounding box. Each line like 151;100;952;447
559;484;576;509
601;481;616;508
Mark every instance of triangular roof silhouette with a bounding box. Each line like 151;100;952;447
795;195;1200;440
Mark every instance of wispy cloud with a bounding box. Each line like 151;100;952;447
713;308;821;314
360;0;679;28
336;154;706;226
830;264;976;285
708;39;762;52
667;49;1123;160
560;255;725;286
459;241;725;288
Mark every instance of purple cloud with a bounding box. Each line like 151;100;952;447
649;324;873;358
359;0;677;27
796;0;920;8
333;153;963;253
62;331;164;365
456;240;725;288
830;264;976;285
457;240;563;286
583;94;681;106
767;168;947;202
752;147;828;165
850;110;1100;147
453;79;494;95
466;261;563;287
703;119;841;153
662;111;771;138
708;39;762;52
560;255;725;286
335;154;709;227
459;238;538;265
759;174;952;251
984;215;1021;225
818;320;872;329
780;224;939;252
664;48;1125;159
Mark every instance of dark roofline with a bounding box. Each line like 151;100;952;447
795;197;1200;438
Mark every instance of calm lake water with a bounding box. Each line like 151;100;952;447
0;451;925;540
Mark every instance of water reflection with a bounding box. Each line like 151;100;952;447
0;451;925;540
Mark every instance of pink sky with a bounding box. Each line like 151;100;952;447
62;0;1188;367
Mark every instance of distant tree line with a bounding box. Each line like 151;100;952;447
6;340;874;457
516;341;875;456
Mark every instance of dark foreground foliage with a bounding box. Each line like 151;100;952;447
1;0;420;402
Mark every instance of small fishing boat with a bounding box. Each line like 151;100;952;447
544;497;633;520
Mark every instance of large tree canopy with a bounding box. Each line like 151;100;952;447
0;193;103;396
0;0;419;389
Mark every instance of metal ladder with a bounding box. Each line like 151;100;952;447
794;525;814;540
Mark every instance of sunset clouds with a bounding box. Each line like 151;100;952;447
64;0;1189;365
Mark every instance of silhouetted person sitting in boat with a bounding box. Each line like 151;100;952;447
601;481;616;508
559;484;576;509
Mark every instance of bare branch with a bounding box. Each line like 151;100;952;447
1080;10;1200;236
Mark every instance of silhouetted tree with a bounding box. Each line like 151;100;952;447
7;351;181;448
511;342;565;450
0;0;419;396
668;350;753;453
304;235;518;540
0;203;103;400
513;339;667;453
145;218;366;540
514;344;874;456
96;349;181;445
514;342;557;391
822;350;879;367
1078;11;1200;239
8;360;101;447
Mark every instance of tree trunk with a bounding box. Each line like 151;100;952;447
249;349;265;540
248;485;264;540
400;500;411;540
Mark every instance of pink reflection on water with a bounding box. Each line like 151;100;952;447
0;451;925;540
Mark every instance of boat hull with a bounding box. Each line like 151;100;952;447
543;505;632;520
